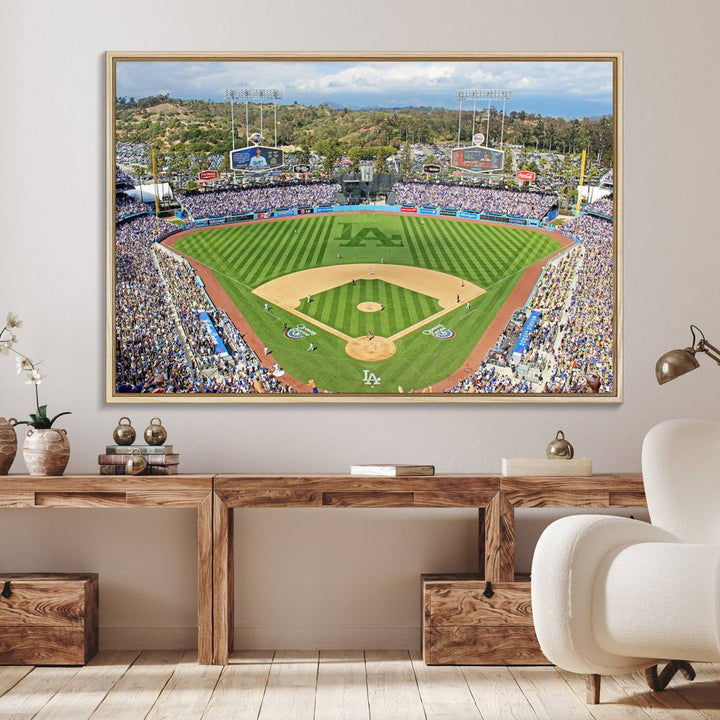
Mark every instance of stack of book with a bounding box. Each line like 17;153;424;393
98;445;180;475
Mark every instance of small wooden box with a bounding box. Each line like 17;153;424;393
422;573;548;665
0;573;98;665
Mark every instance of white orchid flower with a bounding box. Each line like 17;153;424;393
0;341;10;356
16;356;33;373
25;368;46;385
6;312;22;329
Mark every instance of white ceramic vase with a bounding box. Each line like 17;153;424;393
22;427;70;476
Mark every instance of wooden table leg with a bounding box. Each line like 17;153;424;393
213;492;234;665
197;493;213;665
483;492;515;582
478;507;486;577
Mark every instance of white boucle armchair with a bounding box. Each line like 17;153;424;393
531;418;720;704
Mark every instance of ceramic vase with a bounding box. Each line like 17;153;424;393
0;417;17;475
22;428;70;476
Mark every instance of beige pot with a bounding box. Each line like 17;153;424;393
0;417;18;475
22;428;70;476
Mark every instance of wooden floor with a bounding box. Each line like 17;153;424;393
0;650;718;719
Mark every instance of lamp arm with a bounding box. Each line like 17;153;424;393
698;339;720;365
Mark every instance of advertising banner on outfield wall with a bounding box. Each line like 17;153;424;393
400;205;417;213
273;208;297;218
458;210;479;220
316;205;333;213
297;207;314;215
440;208;458;217
419;206;439;216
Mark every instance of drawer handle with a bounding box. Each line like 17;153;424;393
1;581;10;599
483;581;494;599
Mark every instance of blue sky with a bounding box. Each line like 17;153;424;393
116;60;614;119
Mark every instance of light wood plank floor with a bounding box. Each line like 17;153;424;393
0;651;717;720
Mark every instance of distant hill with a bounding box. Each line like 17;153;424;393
115;96;613;169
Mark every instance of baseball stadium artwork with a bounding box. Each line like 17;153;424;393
107;52;621;402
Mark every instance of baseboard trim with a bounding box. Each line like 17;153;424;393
99;624;421;650
233;623;421;650
100;625;198;650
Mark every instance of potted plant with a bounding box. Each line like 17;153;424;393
0;312;72;475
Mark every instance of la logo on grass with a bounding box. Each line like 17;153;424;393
338;224;402;248
363;370;381;386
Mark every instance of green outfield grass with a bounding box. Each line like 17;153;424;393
302;279;440;338
171;213;561;393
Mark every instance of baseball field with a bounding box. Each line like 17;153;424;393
167;212;564;394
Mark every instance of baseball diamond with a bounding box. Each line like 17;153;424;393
165;212;569;393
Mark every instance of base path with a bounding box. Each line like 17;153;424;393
253;263;484;310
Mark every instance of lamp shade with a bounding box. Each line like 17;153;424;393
655;348;700;385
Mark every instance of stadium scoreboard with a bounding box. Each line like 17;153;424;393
230;145;284;172
451;146;504;172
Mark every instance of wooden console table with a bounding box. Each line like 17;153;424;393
1;473;647;666
212;473;645;665
0;475;214;665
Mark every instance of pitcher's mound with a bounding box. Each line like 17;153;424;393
357;302;383;313
346;336;397;361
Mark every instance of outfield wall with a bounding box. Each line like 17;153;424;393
156;202;550;243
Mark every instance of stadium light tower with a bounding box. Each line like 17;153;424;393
224;88;242;151
228;89;283;146
456;89;512;147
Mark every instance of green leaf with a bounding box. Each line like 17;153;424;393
36;405;48;419
48;411;72;427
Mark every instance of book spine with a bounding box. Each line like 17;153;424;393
98;464;179;475
104;445;174;455
98;454;180;466
393;466;435;476
147;465;179;475
98;464;126;475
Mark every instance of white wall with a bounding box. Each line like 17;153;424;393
1;0;719;650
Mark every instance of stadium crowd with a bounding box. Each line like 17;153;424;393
584;196;613;219
177;182;341;220
115;214;291;394
116;193;150;221
394;182;557;219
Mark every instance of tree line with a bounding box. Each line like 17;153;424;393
116;96;614;169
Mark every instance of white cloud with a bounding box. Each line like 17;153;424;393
116;59;614;113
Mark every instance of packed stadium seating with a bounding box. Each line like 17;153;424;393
177;182;341;220
394;182;557;219
114;214;292;394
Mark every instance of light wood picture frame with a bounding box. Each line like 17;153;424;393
107;52;622;403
